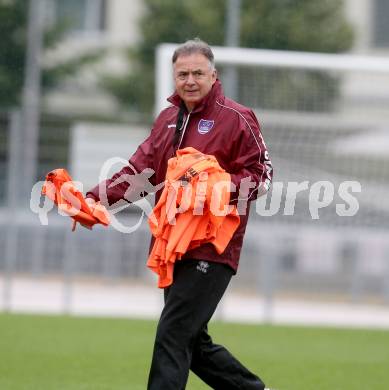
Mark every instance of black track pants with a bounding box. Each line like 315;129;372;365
147;259;265;390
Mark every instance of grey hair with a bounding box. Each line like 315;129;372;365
172;38;215;69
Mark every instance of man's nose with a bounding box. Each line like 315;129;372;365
186;73;196;84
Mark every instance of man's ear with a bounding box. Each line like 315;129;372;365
212;69;217;83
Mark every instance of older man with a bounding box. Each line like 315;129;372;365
86;38;273;389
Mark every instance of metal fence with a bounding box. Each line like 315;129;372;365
2;46;389;324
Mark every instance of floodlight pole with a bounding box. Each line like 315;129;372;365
224;0;241;100
22;0;44;201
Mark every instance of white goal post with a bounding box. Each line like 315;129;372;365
155;43;389;114
155;43;389;299
155;42;389;230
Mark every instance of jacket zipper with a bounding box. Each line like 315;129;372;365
177;111;192;150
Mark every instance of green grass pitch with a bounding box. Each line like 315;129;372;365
1;313;388;389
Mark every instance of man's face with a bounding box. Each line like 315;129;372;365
173;53;217;111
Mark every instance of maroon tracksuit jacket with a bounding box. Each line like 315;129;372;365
87;79;273;272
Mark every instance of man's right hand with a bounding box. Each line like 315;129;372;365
85;197;97;207
75;198;96;231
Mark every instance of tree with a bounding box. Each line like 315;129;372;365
0;0;103;109
102;0;354;116
0;0;26;108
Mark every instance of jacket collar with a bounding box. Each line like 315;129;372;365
167;79;224;114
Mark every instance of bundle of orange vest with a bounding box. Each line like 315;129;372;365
147;147;240;288
42;168;110;231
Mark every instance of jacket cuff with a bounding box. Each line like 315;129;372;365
85;191;99;202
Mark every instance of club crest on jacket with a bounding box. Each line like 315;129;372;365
198;119;214;134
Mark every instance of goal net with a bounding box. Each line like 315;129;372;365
156;44;389;303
